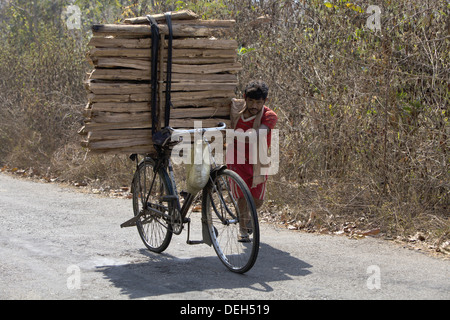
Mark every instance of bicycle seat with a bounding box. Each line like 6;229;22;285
152;127;176;147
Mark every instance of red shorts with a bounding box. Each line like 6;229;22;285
228;163;267;200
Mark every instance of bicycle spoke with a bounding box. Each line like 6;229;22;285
132;159;173;253
204;169;259;273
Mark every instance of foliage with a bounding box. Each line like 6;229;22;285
233;0;449;238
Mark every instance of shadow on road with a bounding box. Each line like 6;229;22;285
96;242;312;299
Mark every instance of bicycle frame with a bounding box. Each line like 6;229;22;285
124;123;227;235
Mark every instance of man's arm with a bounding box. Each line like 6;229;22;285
257;124;270;136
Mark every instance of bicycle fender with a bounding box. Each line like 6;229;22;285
201;165;228;246
209;165;227;181
201;218;212;247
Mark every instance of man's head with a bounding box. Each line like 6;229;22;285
243;80;269;116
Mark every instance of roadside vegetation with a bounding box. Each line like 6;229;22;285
0;0;448;254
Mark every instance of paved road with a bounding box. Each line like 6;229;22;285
0;173;448;300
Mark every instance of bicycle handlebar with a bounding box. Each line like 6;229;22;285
153;123;227;148
170;122;227;136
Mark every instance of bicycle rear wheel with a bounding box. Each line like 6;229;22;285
132;158;173;253
203;169;259;273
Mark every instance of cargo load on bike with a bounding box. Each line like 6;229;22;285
78;11;260;273
79;10;241;155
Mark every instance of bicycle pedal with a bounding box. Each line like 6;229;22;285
161;195;178;202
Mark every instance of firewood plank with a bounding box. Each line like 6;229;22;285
124;10;199;24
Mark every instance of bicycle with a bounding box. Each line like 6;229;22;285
120;123;260;274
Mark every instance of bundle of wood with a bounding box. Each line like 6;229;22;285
81;10;240;155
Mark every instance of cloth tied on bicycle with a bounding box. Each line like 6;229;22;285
186;139;211;195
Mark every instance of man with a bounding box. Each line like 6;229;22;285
227;80;278;241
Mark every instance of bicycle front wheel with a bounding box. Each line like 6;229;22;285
132;158;173;253
203;169;260;273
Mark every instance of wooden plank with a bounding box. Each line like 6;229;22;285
123;17;234;28
171;38;238;50
169;118;230;128
123;10;199;24
90;69;237;82
90;95;231;108
94;57;150;70
171;57;236;65
88;37;238;50
83;105;92;118
89;137;151;149
173;80;238;89
88;90;233;103
170;107;230;119
171;73;237;83
88;81;236;94
174;20;235;27
91;112;152;123
157;23;232;37
92;57;241;73
88;37;151;48
105;33;150;39
89;145;156;155
91;102;150;113
89;48;150;58
89;48;236;59
171;90;235;101
88;108;230;126
170;82;237;92
92;22;233;37
92;56;237;68
171;63;242;74
90;68;151;81
84;121;152;131
88;93;151;103
88;82;151;94
85;113;230;131
88;129;151;141
92;24;151;36
171;97;231;108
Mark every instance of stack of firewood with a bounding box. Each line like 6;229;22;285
80;10;240;155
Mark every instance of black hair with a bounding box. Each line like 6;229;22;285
244;80;269;100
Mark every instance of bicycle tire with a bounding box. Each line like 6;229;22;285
132;158;173;253
203;169;260;273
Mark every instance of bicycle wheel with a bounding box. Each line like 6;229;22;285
203;169;259;273
132;158;173;253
